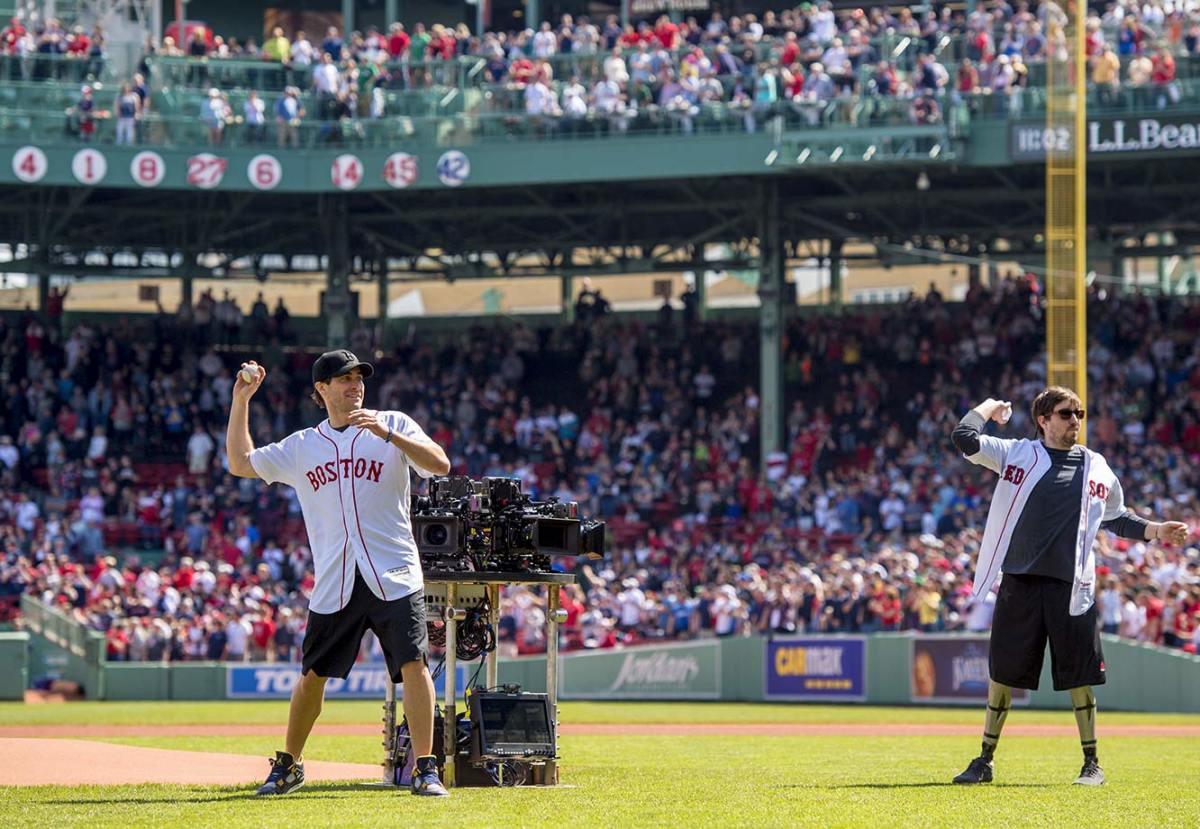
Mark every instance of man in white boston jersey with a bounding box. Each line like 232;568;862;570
228;349;451;797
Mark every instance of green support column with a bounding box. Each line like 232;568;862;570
758;181;784;465
562;273;574;323
694;271;707;322
36;248;50;319
828;238;843;309
180;251;195;313
342;0;356;34
385;0;398;27
1111;254;1124;295
1157;256;1169;295
377;260;389;347
526;0;540;28
620;0;629;30
324;199;353;347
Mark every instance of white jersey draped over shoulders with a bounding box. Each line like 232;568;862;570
962;432;1126;616
247;410;435;613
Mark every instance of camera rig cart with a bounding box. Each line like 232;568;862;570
372;571;577;789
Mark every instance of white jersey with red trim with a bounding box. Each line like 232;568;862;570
248;411;434;613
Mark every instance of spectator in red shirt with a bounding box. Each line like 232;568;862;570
654;15;679;50
1152;46;1177;108
387;22;409;59
250;610;276;661
1;17;25;54
510;55;535;86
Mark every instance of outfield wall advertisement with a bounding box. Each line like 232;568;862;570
559;640;721;700
910;636;1029;705
764;637;867;701
227;662;468;699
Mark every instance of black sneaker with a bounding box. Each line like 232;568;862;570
256;751;305;796
410;755;449;797
1073;758;1105;786
953;756;994;784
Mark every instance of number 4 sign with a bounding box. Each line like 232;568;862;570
331;154;362;190
12;146;48;183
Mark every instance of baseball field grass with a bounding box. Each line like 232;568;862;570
2;701;1198;828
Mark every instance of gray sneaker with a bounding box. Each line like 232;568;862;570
1073;758;1104;786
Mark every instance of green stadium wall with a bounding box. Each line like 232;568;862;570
0;632;30;700
14;622;1200;711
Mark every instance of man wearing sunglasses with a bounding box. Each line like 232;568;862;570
948;385;1189;787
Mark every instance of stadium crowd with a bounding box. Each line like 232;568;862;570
1;276;1199;664
151;1;1200;136
6;0;1200;145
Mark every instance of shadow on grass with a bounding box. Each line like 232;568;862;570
43;782;375;806
774;782;1059;790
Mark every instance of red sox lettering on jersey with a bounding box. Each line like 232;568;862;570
247;410;436;614
960;434;1126;616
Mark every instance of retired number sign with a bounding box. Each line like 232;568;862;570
247;154;282;190
71;148;107;184
130;151;165;187
12;146;48;183
187;153;228;189
331;154;362;190
383;153;418;188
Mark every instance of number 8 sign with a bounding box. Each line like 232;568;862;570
331;154;362;191
247;154;282;191
130;151;165;187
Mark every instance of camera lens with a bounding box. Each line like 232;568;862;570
424;523;449;546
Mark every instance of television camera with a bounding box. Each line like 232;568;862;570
411;476;605;573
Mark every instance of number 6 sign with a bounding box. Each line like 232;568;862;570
247;154;282;190
130;151;165;187
12;146;48;183
331;154;362;190
186;153;228;189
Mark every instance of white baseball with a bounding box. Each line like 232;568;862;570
240;367;257;384
998;402;1012;424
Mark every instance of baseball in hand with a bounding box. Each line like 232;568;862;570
240;366;258;384
998;402;1012;424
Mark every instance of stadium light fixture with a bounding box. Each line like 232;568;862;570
929;143;942;159
796;148;811;164
863;145;876;161
916;171;930;191
830;147;843;162
764;150;779;166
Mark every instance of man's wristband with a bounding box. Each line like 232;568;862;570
383;427;393;445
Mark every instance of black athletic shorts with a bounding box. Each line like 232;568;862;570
301;571;428;683
989;573;1106;692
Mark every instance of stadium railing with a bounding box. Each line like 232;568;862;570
19;594;106;663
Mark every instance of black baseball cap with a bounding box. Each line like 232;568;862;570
311;349;374;385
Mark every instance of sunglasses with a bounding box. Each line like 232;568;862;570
1052;408;1086;421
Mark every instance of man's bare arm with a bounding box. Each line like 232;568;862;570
227;361;265;478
